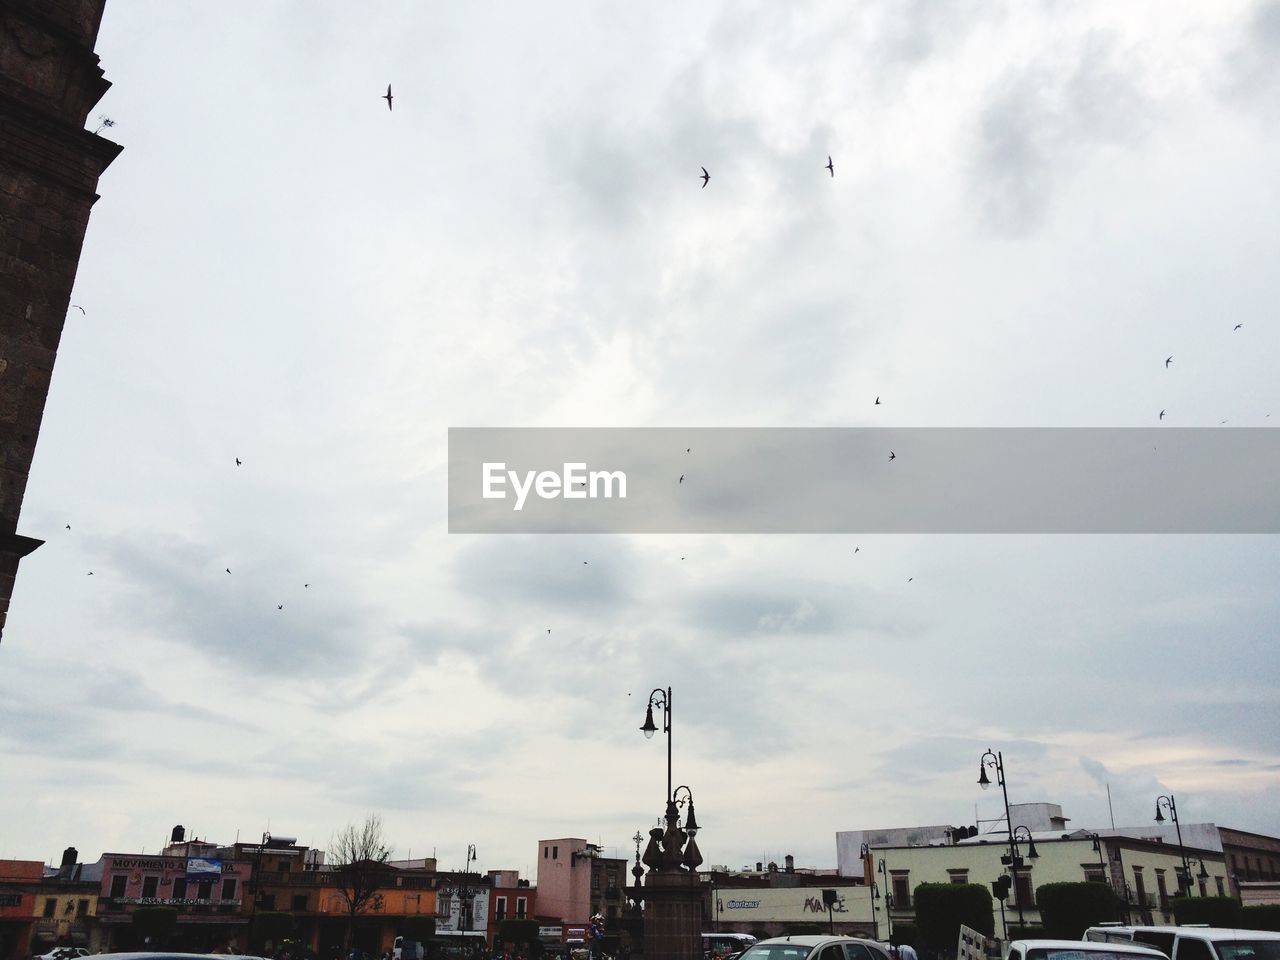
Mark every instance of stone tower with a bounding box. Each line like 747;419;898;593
0;0;121;641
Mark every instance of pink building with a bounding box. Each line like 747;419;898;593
534;840;627;928
96;851;252;952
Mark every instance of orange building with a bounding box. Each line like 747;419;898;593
0;860;43;960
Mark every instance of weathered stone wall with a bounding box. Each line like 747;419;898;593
0;0;121;640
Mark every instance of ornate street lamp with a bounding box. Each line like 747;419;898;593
439;845;479;931
978;749;1026;928
640;687;672;803
1155;795;1192;896
878;859;893;942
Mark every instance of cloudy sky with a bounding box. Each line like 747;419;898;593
3;0;1280;875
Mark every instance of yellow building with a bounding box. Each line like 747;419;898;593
862;831;1227;941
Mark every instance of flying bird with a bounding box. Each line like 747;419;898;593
679;474;685;483
1159;410;1166;420
686;448;691;453
87;571;93;576
700;166;710;188
854;547;860;553
889;451;896;461
304;583;310;588
235;458;242;466
908;578;913;582
382;84;393;111
277;604;283;610
65;524;71;531
1235;324;1243;331
875;397;881;405
1166;356;1173;368
547;628;551;634
70;304;85;315
826;156;834;177
225;568;231;575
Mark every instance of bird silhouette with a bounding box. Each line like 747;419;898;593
70;304;85;315
304;583;310;588
826;156;834;177
889;451;896;461
583;561;588;565
547;628;551;634
65;524;71;531
277;604;283;610
1166;356;1173;368
908;578;913;582
1235;324;1243;331
875;397;881;405
225;568;231;575
679;474;685;483
686;448;691;453
383;84;393;111
700;167;710;188
235;458;242;466
1159;410;1166;420
87;572;93;576
855;547;860;553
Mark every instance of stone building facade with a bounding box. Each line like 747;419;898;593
0;0;121;641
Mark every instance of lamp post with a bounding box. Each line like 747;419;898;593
878;859;893;943
979;749;1026;928
440;845;478;932
1155;795;1192;897
640;687;672;803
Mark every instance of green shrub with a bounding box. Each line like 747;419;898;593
1036;883;1122;939
1241;905;1280;931
914;883;995;949
1172;896;1242;927
498;919;541;946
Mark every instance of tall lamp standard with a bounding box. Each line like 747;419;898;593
1155;795;1192;897
979;749;1026;929
440;845;478;932
878;859;893;943
640;687;672;803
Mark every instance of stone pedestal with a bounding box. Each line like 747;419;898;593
642;871;702;960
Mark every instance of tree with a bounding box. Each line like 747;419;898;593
913;883;994;951
131;906;179;948
329;813;394;951
1036;883;1121;939
1241;905;1280;932
1173;896;1242;928
254;911;297;950
498;919;541;948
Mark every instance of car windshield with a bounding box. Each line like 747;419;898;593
1217;944;1280;960
1027;950;1151;960
740;946;814;960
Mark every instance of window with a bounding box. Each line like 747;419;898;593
544;847;548;859
891;873;910;907
1176;940;1214;960
496;896;507;921
293;894;308;912
516;897;527;919
261;894;276;911
109;875;127;898
947;870;968;884
77;900;89;917
819;946;844;960
279;861;290;874
141;876;159;899
1014;872;1034;908
553;846;558;859
1155;871;1169;911
1133;869;1147;907
43;898;57;918
1084;869;1105;884
197;880;213;900
173;878;188;899
222;878;237;901
439;895;452;917
1215;877;1226;897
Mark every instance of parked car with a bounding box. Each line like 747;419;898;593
1006;939;1170;960
737;935;894;960
1083;927;1280;960
705;933;758;960
35;949;90;960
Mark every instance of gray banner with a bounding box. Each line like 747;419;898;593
447;428;1280;533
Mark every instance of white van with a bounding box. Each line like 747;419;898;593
1083;926;1280;960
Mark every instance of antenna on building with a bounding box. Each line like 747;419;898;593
1107;784;1116;829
